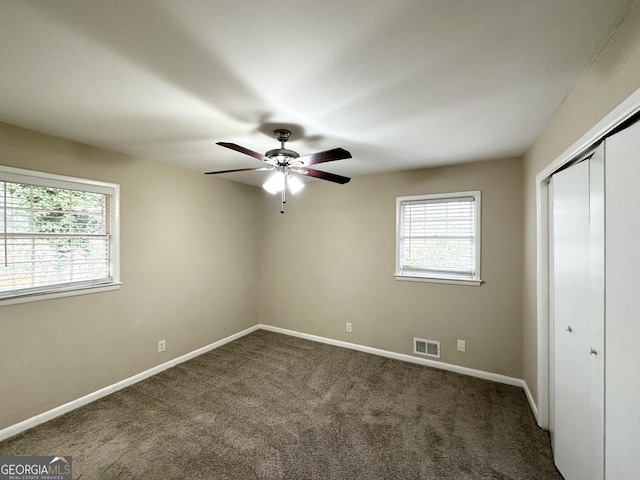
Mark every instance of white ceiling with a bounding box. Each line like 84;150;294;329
0;0;634;186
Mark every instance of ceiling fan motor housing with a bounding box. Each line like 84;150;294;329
265;148;299;163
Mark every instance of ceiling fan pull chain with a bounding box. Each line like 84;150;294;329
281;176;286;214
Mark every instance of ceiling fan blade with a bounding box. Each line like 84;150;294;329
205;167;268;175
217;142;270;162
300;147;352;166
295;167;351;184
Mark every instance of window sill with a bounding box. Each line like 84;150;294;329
394;275;483;287
0;282;122;307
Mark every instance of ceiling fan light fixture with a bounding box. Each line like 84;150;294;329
263;170;285;194
287;174;305;194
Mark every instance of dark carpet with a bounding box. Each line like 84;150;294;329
0;330;562;479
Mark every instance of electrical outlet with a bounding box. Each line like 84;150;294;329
158;340;166;352
346;322;352;333
457;339;466;352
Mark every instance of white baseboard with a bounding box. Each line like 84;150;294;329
259;324;525;387
0;325;259;442
522;380;539;421
1;323;540;442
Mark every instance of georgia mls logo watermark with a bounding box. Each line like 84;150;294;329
0;456;72;480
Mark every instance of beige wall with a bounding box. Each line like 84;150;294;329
0;122;261;429
522;1;640;402
259;157;523;378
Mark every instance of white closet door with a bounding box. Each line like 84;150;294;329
605;119;640;480
550;152;604;480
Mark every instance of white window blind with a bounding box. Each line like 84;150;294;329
0;167;119;302
396;191;481;284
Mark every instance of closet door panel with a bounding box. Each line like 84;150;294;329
551;160;593;480
588;147;605;480
605;120;640;480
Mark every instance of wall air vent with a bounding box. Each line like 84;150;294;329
414;337;440;358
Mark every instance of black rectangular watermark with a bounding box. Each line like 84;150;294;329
0;456;72;480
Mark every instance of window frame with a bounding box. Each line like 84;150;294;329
0;165;121;306
395;191;482;286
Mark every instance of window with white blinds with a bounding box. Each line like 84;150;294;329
1;166;120;304
395;191;481;285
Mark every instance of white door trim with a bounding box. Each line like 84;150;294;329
534;86;640;429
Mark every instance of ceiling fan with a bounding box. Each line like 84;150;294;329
205;129;352;213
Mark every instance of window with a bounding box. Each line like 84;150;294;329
0;166;120;305
395;191;481;286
